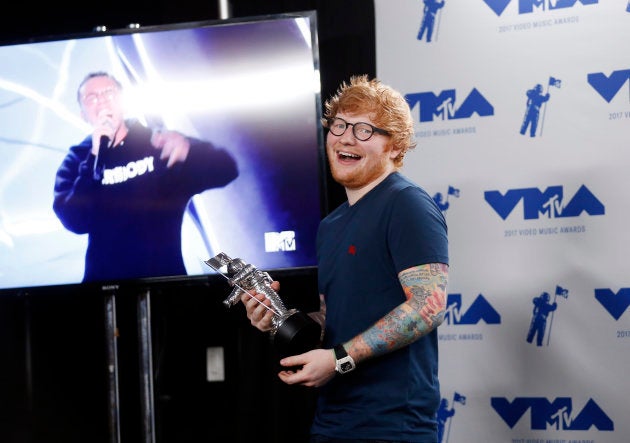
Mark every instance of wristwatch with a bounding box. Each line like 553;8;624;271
334;344;356;374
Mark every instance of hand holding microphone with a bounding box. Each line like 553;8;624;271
92;113;115;152
92;112;115;180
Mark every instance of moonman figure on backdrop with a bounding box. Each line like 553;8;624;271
241;75;449;442
53;71;239;283
526;291;557;346
437;398;455;443
520;83;550;137
417;0;446;42
433;191;450;212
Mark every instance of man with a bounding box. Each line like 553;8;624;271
53;72;239;283
242;75;449;442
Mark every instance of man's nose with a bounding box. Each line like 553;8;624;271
338;125;356;143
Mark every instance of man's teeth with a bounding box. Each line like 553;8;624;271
339;151;360;159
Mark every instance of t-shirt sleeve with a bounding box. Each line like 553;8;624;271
387;186;449;273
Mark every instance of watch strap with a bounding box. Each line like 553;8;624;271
334;344;348;359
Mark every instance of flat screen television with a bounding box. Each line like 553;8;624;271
0;11;326;293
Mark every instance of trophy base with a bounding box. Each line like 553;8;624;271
272;310;321;358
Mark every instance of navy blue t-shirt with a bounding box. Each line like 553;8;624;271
313;172;448;442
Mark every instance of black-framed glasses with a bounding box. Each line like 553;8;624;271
326;117;389;141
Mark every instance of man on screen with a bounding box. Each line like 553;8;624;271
53;71;239;283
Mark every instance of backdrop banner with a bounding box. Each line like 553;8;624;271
375;1;629;442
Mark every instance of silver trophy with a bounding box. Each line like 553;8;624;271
205;252;321;358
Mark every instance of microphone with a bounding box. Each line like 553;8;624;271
93;135;110;180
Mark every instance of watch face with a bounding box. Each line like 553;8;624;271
340;361;354;372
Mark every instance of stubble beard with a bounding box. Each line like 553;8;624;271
330;154;391;190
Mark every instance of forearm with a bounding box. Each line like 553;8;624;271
308;294;326;342
345;263;448;364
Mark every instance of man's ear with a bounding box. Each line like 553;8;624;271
388;144;403;160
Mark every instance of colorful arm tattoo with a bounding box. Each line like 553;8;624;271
345;263;448;364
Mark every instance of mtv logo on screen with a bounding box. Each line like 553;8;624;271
264;231;296;252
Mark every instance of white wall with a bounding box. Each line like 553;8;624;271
375;1;629;442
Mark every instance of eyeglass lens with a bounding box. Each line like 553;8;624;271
328;118;376;141
83;88;118;106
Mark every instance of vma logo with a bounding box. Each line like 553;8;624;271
482;0;598;16
587;68;630;103
594;287;630;320
491;397;614;431
444;293;501;325
264;230;296;252
405;88;494;123
484;185;605;220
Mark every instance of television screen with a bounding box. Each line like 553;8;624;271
0;12;325;291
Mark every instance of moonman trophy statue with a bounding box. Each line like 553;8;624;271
205;252;321;358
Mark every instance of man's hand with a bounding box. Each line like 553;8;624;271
91;110;115;156
240;281;280;332
151;129;191;167
277;348;337;388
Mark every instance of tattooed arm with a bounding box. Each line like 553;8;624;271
344;263;448;364
274;263;447;387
